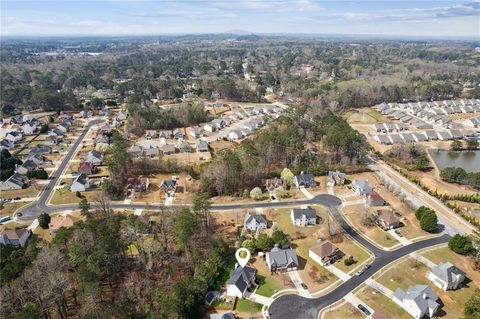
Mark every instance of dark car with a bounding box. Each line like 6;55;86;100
13;197;21;200
17;213;23;217
395;229;403;237
357;304;371;316
301;283;308;290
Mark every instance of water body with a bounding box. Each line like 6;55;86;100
430;150;480;173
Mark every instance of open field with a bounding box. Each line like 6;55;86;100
343;108;387;124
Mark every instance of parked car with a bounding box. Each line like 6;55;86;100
16;213;23;217
301;283;308;290
356;269;364;276
363;264;371;270
357;304;371;316
395;229;403;237
13;197;21;200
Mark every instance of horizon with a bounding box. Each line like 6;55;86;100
1;0;479;38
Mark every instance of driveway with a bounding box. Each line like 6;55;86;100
288;270;311;298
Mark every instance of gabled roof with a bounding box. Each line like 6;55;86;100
291;207;316;219
244;213;267;227
161;179;177;188
294;172;314;184
226;266;256;293
393;285;439;316
267;246;299;268
73;173;88;185
310;241;340;258
430;262;465;284
376;209;398;225
1;228;28;240
4;173;28;187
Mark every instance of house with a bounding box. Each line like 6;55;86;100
196;140;209;152
293;172;315;188
50;128;64;137
145;130;157;139
160;144;176;155
84;150;103;165
176;140;193;153
266;246;299;272
228;130;243;141
5;131;22;143
225;265;256;298
327;171;346;185
160;179;177;196
0;229;31;247
158;130;172;139
351;179;372;195
44;135;61;145
117;111;127;121
244;213;268;231
144;147;160;158
209;312;235;319
49;214;83;235
173;129;184;139
365;191;385;207
70;174;89;192
127;176;150;192
392;285;440;319
28;153;48;165
21;121;37;135
204;123;216;132
128;145;143;158
0;173;29;191
15;160;37;175
30;144;52;155
265;177;285;192
374;209;402;230
291;206;317;227
0;139;14;150
78;162;97;175
309;241;344;266
426;262;465;291
187;127;202;138
57;122;69;133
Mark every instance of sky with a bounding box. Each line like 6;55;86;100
1;0;479;38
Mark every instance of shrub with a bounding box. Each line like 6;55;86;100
419;210;438;233
344;256;356;266
448;234;474;255
38;213;51;229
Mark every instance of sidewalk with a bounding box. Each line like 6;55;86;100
299;187;314;199
165;196;173;206
344;292;374;314
134;209;143;216
365;278;394;298
244;292;273;306
287;270;311;298
409;252;436;268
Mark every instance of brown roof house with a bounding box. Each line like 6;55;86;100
127;176;150;192
49;214;84;236
265;177;285;192
374;209;402;230
0;229;31;247
309;241;344;266
78;162;97;175
365;191;386;207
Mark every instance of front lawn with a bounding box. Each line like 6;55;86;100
255;274;283;297
0;186;41;199
323;302;364;319
334;239;371;273
356;286;411;319
375;257;429;292
234;298;262;313
50;188;101;205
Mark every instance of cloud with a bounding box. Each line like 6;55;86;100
205;0;322;13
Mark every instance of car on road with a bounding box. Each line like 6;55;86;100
356;269;364;276
395;229;403;237
357;304;371;316
301;283;308;290
16;213;23;217
13;197;21;200
363;264;371;269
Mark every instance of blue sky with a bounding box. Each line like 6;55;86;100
1;0;479;38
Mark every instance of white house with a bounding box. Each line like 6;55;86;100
393;285;440;319
0;229;31;247
21;121;37;135
84;150;103;165
203;123;216;132
225;265;256;298
243;213;268;231
71;174;89;192
0;173;29;191
426;262;465;291
5;131;23;143
351;179;372;195
228;130;243;141
290;207;317;227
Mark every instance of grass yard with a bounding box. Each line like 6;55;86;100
255;274;283;297
334;239;371;273
234;298;263;314
356;286;411;319
50;188;101;205
343;108;386;124
0;201;31;217
375;257;430;292
343;204;400;248
0;186;41;199
323;302;364;319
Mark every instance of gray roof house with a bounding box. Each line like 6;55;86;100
293;172;315;188
291;207;317;227
84;150;103;164
30;144;52;155
160;144;176;155
70;174;89;192
128;145;143;158
244;213;268;231
393;285;440;319
266;246;299;272
196;140;209;152
426;262;465;291
0;173;29;191
225;266;256;298
327;171;346;185
0;229;31;247
351;179;372;195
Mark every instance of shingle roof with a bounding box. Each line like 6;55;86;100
292;207;316;219
226;266;256;293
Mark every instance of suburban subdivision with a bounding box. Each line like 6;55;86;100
1;15;480;319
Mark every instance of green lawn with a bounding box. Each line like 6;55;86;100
334;239;371;273
356;286;411;319
255;274;283;297
50;188;101;205
234;298;262;313
375;257;429;292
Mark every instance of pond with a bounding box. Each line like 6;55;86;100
429;150;480;173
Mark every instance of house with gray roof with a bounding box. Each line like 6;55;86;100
0;229;31;247
160;144;176;155
351;179;372;195
266;246;299;272
389;134;405;144
226;265;256;298
196;140;209;152
244;213;268;231
426;262;465;291
437;131;453;140
128;145;143;158
425;131;438;140
327;170;346;185
392;285;440;319
0;173;29;191
293;172;315;188
70;174;89;192
291;207;317;227
84;150;103;164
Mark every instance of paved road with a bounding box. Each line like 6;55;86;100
17;119;104;220
268;234;450;319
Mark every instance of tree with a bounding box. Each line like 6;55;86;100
281;168;295;186
14;302;43;319
464;288;480;319
39;123;49;134
271;230;289;247
90;97;104;108
255;233;274;251
448;234;474;255
174;208;197;252
79;198;90;216
192;192;212;236
466;139;479;151
451;140;463;151
38;213;51;229
414;155;430;171
241;239;256;252
419;210;438;233
250;187;263;200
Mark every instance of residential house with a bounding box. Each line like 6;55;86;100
117;111;127;121
291;207;317;227
44;135;61;145
144;147;160;158
28;153;48;165
49;214;83;236
209;312;235;319
145;130;157;139
365;191;386;207
160;144;176;155
128;145;143;158
426;262;465;291
50;128;64;137
228;130;243;141
0;173;29;191
70;174;89;192
204;123;216;132
293;172;315;188
15;160;37;175
187;127;203;138
158;130;172;139
78;162;97;175
173;129;184;139
5;131;22;143
176;140;193;153
127;176;150;192
0;229;31;247
84;150;103;165
374;209;402;230
21;120;37;135
327;171;346;185
0;139;14;150
196;140;209;152
309;241;344;266
265;178;285;192
392;285;440;319
225;265;256;298
30;144;52;155
243;213;268;231
266;246;299;272
351;179;372;195
160;179;177;196
57;122;69;133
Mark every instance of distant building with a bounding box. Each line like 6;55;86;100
0;229;31;247
351;179;372;195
